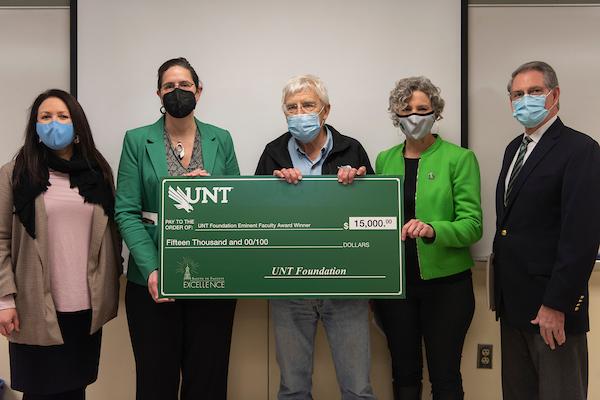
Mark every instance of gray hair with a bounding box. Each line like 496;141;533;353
507;61;559;92
388;76;445;127
281;74;330;106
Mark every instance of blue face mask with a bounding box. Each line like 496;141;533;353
512;91;555;128
287;108;324;144
36;121;75;150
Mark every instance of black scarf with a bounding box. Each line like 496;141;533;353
12;149;115;238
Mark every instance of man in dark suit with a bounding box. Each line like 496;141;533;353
493;61;600;400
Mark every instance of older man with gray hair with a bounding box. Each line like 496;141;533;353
493;61;600;400
255;74;376;400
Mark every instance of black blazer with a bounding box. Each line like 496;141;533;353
254;124;374;175
493;117;600;333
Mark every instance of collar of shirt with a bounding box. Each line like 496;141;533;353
505;115;558;192
287;127;333;176
525;115;557;144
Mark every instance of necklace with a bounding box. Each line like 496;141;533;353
165;129;185;160
174;141;185;160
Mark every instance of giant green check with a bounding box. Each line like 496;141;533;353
159;176;404;298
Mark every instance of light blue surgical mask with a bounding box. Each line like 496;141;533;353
36;121;75;150
512;90;556;128
287;107;324;144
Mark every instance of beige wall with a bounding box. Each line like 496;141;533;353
0;7;70;166
2;264;599;399
2;4;598;400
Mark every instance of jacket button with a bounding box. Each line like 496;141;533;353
501;229;507;236
580;295;585;300
575;306;580;311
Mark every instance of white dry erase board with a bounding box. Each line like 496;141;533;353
76;0;463;174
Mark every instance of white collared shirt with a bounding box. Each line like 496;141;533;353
504;115;558;192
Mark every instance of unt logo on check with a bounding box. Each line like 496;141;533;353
168;186;234;213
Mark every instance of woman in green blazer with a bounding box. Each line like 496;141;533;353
373;77;482;400
115;58;239;400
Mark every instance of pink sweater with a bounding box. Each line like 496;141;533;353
0;171;93;312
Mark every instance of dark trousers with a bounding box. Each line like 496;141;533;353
500;322;588;400
23;389;85;400
374;277;475;400
125;281;237;400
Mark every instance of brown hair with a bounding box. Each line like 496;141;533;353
157;57;200;90
13;89;114;190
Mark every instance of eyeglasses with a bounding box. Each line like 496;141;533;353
161;81;195;91
283;101;321;115
509;87;551;102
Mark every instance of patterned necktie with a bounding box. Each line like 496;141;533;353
504;135;533;206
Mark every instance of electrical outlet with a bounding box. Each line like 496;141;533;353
477;344;493;369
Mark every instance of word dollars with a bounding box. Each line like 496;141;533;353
168;185;234;212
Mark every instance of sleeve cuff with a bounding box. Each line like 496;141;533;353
423;224;436;244
0;294;16;310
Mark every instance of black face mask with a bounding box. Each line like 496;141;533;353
162;88;197;118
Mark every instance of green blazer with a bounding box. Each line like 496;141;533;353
376;135;482;280
115;117;240;286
